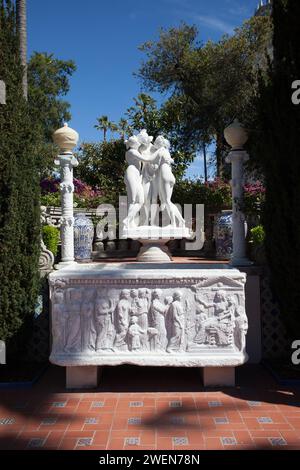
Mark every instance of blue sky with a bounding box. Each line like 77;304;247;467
27;0;260;178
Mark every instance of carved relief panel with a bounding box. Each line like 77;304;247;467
50;275;248;357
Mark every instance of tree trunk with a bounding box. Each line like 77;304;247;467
215;132;224;178
16;0;28;100
203;143;208;182
103;128;107;142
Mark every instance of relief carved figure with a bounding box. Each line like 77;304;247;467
131;289;150;350
193;297;209;345
234;304;248;353
94;295;115;351
64;288;82;353
80;288;95;352
166;291;185;353
52;287;68;352
210;291;235;346
114;289;131;350
149;289;168;351
128;316;145;351
192;291;235;348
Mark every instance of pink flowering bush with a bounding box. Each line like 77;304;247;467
173;178;265;216
40;177;106;208
244;181;265;216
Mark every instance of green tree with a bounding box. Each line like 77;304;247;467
0;0;40;357
75;140;126;202
125;93;161;136
109;121;118;140
94;115;118;141
138;18;272;176
257;0;300;336
118;118;132;139
28;52;76;141
27;52;76;176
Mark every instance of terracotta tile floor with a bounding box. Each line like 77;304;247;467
0;364;300;450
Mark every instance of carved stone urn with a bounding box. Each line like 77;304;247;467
53;123;79;154
224;119;248;150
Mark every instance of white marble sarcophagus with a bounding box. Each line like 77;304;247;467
49;263;248;388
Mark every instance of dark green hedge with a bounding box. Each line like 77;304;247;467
0;1;40;357
258;0;300;337
42;225;59;256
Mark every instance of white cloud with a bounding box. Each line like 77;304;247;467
224;0;252;17
191;14;235;35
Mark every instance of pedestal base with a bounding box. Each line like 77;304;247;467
66;366;101;389
123;225;193;263
137;239;172;262
54;261;78;270
201;367;235;387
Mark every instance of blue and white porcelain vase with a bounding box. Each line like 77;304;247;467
74;213;94;261
215;210;233;260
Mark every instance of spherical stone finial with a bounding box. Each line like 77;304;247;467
224;119;248;150
53;123;79;153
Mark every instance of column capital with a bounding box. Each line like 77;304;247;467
225;149;249;164
54;153;79;168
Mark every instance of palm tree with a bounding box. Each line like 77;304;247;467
118;118;129;139
109;122;118;140
94;115;110;141
16;0;27;100
135;93;155;113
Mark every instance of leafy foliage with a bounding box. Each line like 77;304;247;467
40;176;107;208
250;225;265;246
75;140;126;203
173;178;231;212
137;19;273;176
0;0;40;356
27;52;76;176
42;225;59;256
28;52;76;141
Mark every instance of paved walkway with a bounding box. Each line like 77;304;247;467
0;364;299;450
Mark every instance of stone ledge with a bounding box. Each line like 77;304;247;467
50;352;247;368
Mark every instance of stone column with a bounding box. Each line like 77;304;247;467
224;119;252;267
53;123;79;268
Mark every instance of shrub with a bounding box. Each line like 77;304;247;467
250;225;265;246
40;192;61;207
244;181;265;217
42;226;60;256
0;2;40;357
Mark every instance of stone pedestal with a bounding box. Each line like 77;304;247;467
226;150;252;267
123;226;192;263
137;239;173;262
224;120;252;267
49;263;248;388
52;123;79;270
54;154;78;269
201;367;235;387
66;366;101;389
